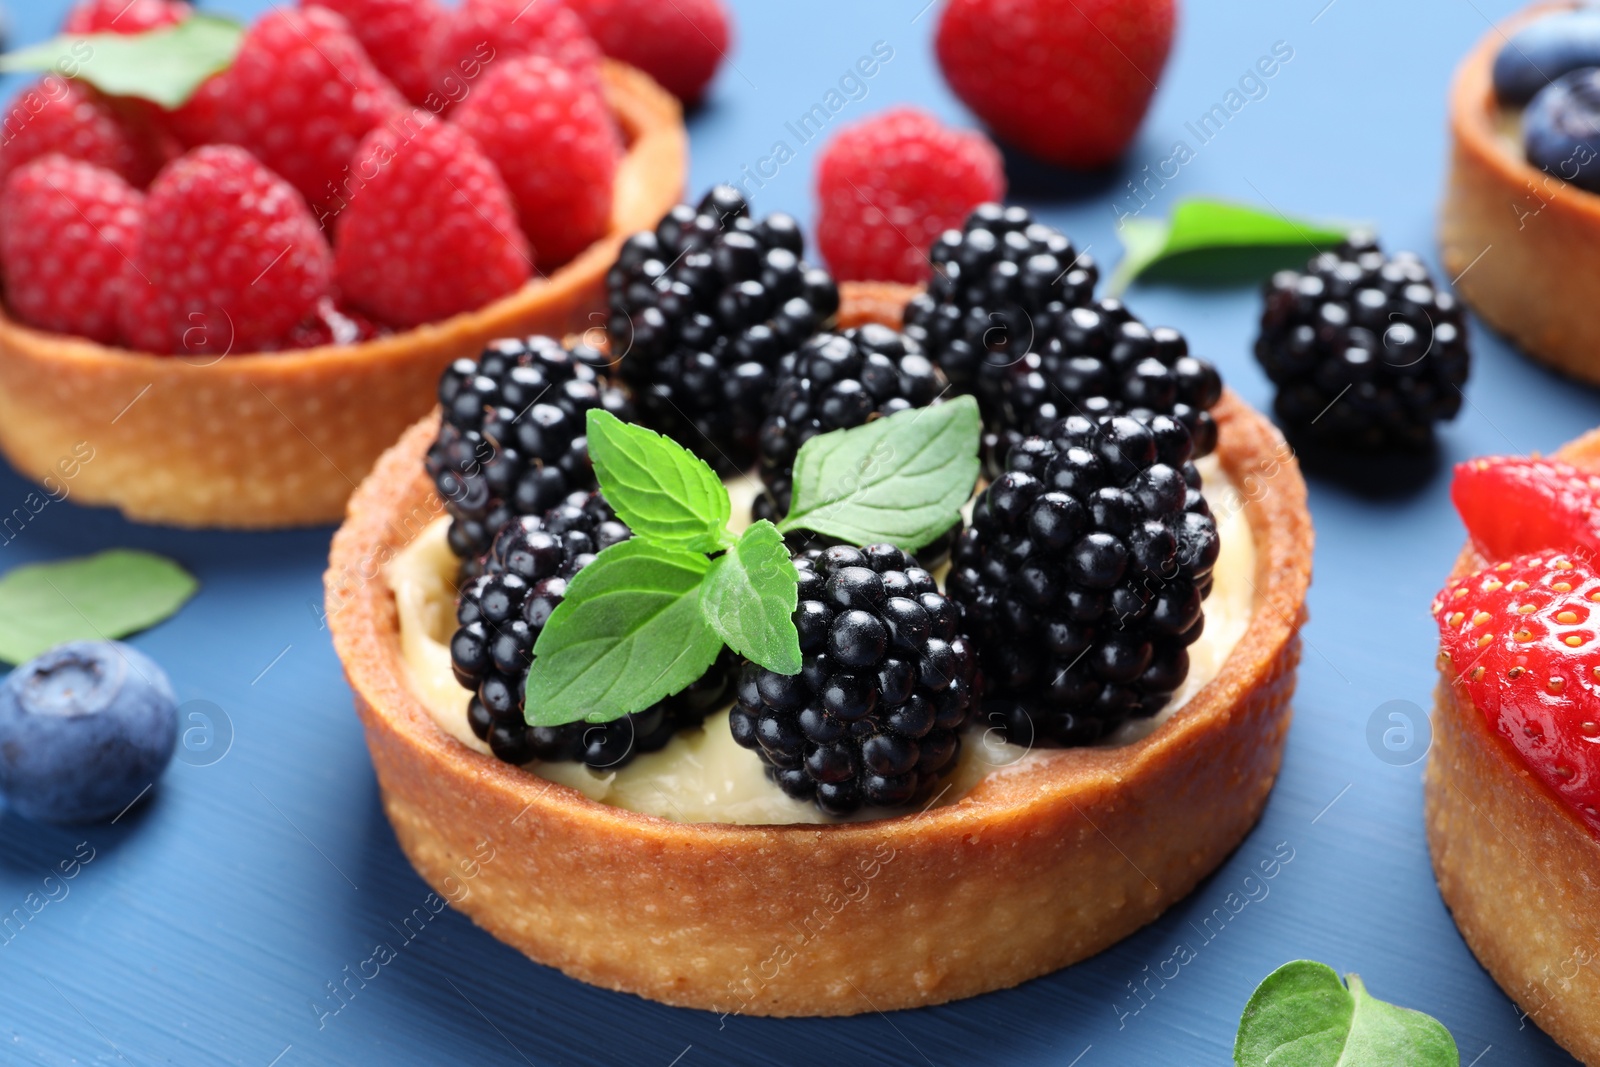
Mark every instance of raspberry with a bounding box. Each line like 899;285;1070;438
452;54;621;268
307;0;443;107
118;146;334;355
815;108;1005;284
936;0;1175;167
273;297;384;351
1452;457;1600;562
428;0;602;107
0;78;166;188
64;0;189;33
1435;553;1600;836
0;157;143;344
564;0;731;103
168;7;405;220
334;116;530;328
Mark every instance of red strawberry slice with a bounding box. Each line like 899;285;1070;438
1452;456;1600;560
1435;553;1600;834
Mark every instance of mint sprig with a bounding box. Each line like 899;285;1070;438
523;403;982;727
1;16;245;110
1234;961;1457;1067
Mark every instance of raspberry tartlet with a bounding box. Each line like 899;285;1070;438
326;261;1312;1014
1439;2;1600;385
0;7;685;528
1427;442;1600;1063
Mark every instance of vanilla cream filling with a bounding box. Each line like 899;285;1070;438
385;457;1256;825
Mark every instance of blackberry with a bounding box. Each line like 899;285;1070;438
427;336;632;570
752;324;949;523
1255;234;1470;451
995;298;1223;468
449;491;735;769
608;185;841;471
730;544;979;815
947;414;1219;747
901;203;1098;418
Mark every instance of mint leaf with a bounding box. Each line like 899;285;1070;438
525;540;722;726
586;410;733;552
1;16;246;109
777;396;981;552
701;521;800;675
0;550;198;665
1109;198;1352;295
1234;961;1457;1067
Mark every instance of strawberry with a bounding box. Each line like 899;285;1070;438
1436;553;1600;835
168;6;405;221
0;78;167;188
118;146;334;355
563;0;731;104
936;0;1175;168
428;0;603;110
1452;456;1600;562
451;53;620;267
815;107;1006;284
333;116;531;328
307;0;443;107
0;156;143;344
64;0;189;33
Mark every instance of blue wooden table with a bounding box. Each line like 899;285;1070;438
0;0;1583;1063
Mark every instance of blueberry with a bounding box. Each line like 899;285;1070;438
0;642;178;823
1524;69;1600;193
1494;11;1600;107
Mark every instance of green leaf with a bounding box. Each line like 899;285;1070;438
777;396;981;552
1109;198;1353;295
585;410;733;552
0;550;198;665
525;540;722;726
1234;961;1458;1067
0;16;245;109
701;521;800;675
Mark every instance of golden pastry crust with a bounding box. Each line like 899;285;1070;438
0;61;685;530
1439;2;1600;385
1426;426;1600;1065
325;283;1313;1016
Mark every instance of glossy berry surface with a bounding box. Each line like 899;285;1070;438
731;544;978;815
1493;10;1600;107
754;324;948;523
450;492;734;768
0;78;169;189
935;0;1174;168
1523;69;1600;194
608;186;840;470
118;145;334;355
64;0;188;33
947;414;1218;746
815;107;1005;284
1452;456;1600;562
1255;234;1470;451
428;336;632;567
0;641;177;824
334;116;530;328
428;0;602;104
310;0;443;106
901;203;1097;419
0;157;143;344
565;0;731;104
1435;553;1600;837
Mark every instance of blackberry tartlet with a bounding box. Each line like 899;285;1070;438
1255;235;1469;450
427;336;631;567
608;186;840;470
329;280;1311;1017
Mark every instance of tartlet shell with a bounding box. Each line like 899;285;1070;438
1426;426;1600;1065
0;61;685;529
1439;2;1600;384
325;283;1313;1017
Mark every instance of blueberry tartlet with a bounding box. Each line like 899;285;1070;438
329;269;1310;1018
1440;2;1600;385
